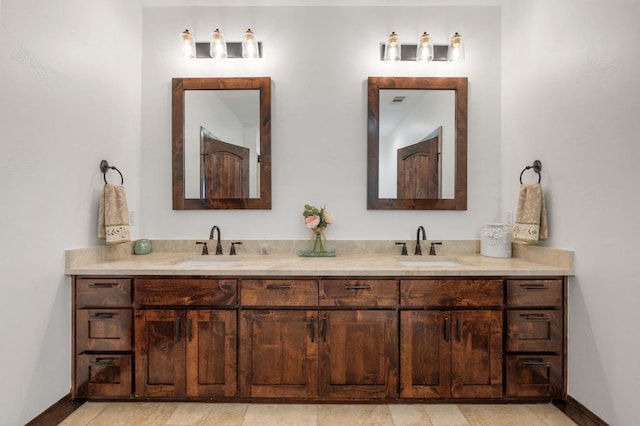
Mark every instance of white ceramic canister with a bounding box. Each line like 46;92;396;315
480;223;512;258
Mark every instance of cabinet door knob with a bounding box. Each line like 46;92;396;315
444;317;450;342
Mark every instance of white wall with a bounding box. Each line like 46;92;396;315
501;1;640;424
0;0;141;423
141;6;502;241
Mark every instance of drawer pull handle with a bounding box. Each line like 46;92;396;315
523;360;550;367
90;358;115;366
345;285;371;290
266;285;292;290
444;317;450;342
310;316;315;343
456;319;462;342
522;314;551;321
88;283;116;288
322;315;328;342
521;284;549;290
89;313;114;319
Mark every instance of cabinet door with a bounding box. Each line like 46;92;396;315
451;310;503;398
186;310;237;397
239;310;318;398
319;310;398;399
135;310;186;397
400;310;451;398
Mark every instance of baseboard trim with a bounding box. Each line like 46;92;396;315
25;393;84;426
553;395;609;426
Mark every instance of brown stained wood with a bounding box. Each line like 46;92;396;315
76;278;131;307
367;77;467;210
241;279;318;306
506;354;562;398
172;77;271;210
397;134;441;199
507;279;563;306
319;310;398;399
76;354;132;398
319;279;398;307
135;310;187;397
25;394;84;426
202;136;250;198
400;310;451;398
186;310;237;397
134;278;237;307
451;310;503;398
239;310;318;398
506;310;562;353
401;279;503;307
76;308;132;351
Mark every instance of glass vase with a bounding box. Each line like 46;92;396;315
312;232;325;254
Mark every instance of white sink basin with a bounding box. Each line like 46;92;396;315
173;257;240;267
396;257;463;267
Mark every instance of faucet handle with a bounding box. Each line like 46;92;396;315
229;241;243;255
196;241;209;255
429;242;443;256
395;242;408;256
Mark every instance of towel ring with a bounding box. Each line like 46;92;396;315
100;160;124;185
519;160;542;184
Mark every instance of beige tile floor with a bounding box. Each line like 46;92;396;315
59;402;577;426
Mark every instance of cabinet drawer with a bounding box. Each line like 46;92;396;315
506;310;562;353
76;354;132;398
76;278;131;307
320;280;398;307
507;280;562;307
134;279;237;306
401;279;503;307
506;355;562;398
241;279;318;306
76;309;132;351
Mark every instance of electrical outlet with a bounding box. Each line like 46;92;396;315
505;210;513;226
129;211;136;226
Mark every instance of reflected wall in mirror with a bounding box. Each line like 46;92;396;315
172;77;271;209
368;77;467;210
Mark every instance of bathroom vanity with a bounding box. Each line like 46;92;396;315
68;244;571;403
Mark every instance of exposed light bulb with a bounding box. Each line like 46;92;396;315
384;31;401;62
242;29;260;59
447;32;465;63
180;29;196;60
210;28;227;59
416;31;434;63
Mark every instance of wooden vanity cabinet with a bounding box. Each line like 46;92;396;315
239;279;399;400
73;278;133;398
400;279;503;399
134;278;237;398
505;279;565;398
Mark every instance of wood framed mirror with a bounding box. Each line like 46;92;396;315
367;77;467;210
172;77;271;209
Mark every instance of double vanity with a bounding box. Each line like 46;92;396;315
67;240;572;403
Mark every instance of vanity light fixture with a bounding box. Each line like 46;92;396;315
416;32;434;63
210;29;227;59
180;28;263;59
447;32;465;63
383;31;401;62
180;29;196;59
380;31;464;63
242;29;260;59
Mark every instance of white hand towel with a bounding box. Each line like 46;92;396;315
98;184;131;244
513;183;548;243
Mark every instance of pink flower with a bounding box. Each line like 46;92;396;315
324;211;335;225
305;215;320;229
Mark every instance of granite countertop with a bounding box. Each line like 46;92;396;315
65;240;574;277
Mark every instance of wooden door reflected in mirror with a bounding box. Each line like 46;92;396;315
367;77;467;210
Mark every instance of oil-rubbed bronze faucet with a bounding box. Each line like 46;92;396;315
415;226;427;255
209;226;223;255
